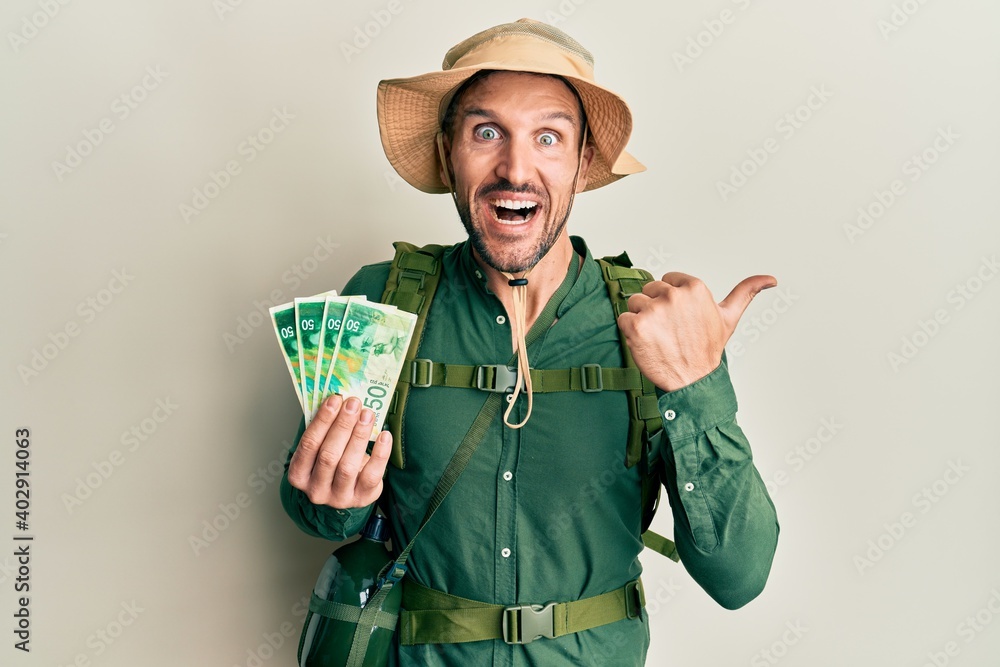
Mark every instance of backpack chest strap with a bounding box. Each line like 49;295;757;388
401;359;650;395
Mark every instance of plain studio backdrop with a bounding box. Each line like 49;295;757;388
2;1;999;665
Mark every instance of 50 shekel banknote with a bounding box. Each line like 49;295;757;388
270;292;415;440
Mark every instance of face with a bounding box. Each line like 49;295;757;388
441;71;593;274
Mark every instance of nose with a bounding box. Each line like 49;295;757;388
494;134;533;186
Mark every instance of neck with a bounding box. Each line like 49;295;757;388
474;233;577;335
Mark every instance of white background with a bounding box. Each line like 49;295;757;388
2;1;999;665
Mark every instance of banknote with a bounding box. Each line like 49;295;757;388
311;295;353;418
326;300;416;438
269;303;306;411
295;297;329;416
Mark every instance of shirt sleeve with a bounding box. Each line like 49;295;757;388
653;351;779;609
277;262;392;542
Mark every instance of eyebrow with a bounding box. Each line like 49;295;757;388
461;107;579;128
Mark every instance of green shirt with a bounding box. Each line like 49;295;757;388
281;237;779;666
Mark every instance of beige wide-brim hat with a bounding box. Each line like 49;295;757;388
376;18;645;194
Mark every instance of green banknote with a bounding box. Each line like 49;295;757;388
269;303;306;411
310;295;353;419
327;300;416;439
295;297;329;416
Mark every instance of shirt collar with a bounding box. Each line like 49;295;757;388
452;236;599;316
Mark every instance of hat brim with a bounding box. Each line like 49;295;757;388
377;63;645;194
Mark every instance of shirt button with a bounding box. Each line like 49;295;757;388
496;315;506;325
475;270;482;279
501;548;511;558
664;409;676;421
503;471;513;481
684;482;695;492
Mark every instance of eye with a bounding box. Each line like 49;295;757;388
538;132;558;146
475;126;501;141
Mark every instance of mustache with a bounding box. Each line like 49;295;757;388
477;179;545;200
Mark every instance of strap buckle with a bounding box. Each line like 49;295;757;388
397;268;427;289
502;602;556;644
624;579;644;619
580;363;604;393
475;365;521;393
410;358;434;388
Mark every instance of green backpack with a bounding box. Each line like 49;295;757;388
379;242;679;562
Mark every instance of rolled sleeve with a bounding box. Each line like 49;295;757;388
655;353;779;609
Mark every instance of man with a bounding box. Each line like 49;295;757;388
281;18;779;666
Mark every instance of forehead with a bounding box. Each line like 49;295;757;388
455;71;583;124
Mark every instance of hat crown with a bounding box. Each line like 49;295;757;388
443;18;594;74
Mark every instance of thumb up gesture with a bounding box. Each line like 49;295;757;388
617;272;777;392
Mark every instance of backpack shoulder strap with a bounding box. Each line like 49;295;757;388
597;251;680;563
381;241;448;469
596;252;662;469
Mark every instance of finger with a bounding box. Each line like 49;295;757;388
626;292;653;314
308;396;362;495
287;394;343;488
718;275;778;334
616;310;636;337
640;280;673;299
659;271;698;287
332;406;377;497
355;430;392;502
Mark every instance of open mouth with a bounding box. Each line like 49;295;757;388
489;198;538;225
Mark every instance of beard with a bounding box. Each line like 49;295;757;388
454;179;575;274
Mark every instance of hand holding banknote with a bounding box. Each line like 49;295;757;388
286;394;392;509
271;290;416;509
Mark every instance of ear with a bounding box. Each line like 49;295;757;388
574;142;596;193
436;131;453;189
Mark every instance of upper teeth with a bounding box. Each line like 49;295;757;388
491;199;537;210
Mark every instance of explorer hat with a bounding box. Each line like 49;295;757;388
376;17;645;194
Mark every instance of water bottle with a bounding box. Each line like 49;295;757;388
299;512;400;667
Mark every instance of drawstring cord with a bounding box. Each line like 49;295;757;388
435;123;589;429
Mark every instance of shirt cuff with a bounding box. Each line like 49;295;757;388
656;355;738;443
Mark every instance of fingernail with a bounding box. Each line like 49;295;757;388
325;394;342;410
360;409;374;425
344;397;360;414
